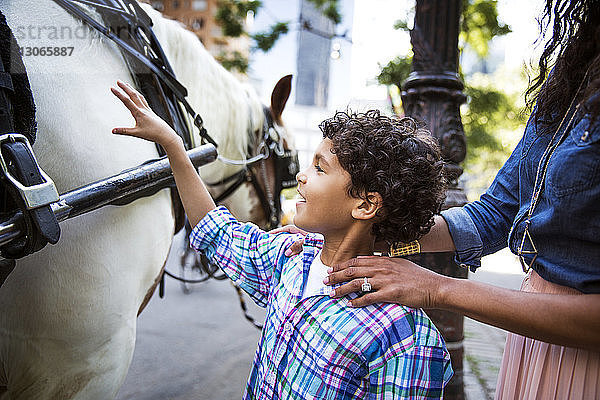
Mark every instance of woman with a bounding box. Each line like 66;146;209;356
280;0;600;398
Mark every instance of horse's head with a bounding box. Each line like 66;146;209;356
242;75;298;230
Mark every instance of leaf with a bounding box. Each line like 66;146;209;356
393;19;409;31
376;55;413;86
306;0;342;24
460;0;511;58
216;0;262;38
252;22;289;52
215;50;249;73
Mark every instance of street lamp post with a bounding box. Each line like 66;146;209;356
400;1;468;398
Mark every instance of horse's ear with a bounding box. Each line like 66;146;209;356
270;75;292;124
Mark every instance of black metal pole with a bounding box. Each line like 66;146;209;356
0;144;217;247
401;1;468;399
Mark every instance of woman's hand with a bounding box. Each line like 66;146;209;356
325;256;448;308
111;80;181;148
269;225;307;256
326;257;600;351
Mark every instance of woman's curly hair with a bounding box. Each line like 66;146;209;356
527;0;600;130
319;110;446;245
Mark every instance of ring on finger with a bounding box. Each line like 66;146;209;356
361;277;372;293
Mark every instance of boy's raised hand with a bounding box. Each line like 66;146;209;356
110;80;181;148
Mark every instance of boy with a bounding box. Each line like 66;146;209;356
111;80;452;399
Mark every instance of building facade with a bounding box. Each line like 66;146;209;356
150;0;249;59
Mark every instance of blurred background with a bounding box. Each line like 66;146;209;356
145;0;543;205
117;1;543;398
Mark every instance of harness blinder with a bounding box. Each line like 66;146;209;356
0;12;61;259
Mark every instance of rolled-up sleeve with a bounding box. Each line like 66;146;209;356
441;132;526;271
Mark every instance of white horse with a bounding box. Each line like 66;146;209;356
0;1;292;398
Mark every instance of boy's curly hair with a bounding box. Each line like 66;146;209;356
319;110;446;245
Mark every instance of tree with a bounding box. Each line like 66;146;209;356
377;0;526;199
214;0;341;73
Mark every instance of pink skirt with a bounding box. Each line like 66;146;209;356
495;270;600;400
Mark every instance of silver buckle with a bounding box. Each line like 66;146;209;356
0;134;59;210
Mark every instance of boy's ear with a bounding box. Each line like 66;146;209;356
352;192;383;220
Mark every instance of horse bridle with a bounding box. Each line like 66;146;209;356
206;105;299;230
0;0;299;316
54;0;218;147
50;0;300;231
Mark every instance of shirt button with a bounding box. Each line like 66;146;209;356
283;322;293;332
459;263;467;268
266;373;276;385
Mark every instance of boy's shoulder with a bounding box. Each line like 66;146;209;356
374;303;445;349
356;301;445;351
312;296;444;351
348;302;447;365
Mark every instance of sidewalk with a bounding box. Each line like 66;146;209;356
461;249;525;400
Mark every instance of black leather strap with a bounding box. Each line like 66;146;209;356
52;0;217;148
0;21;60;258
0;141;60;258
212;169;249;204
0;72;13;92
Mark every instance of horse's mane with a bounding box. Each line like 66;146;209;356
140;4;264;166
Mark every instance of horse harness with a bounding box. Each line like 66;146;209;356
0;11;60;262
52;0;299;229
0;0;299;261
207;105;299;230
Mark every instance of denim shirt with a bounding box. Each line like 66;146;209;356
442;103;600;293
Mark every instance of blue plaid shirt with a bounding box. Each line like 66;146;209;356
190;206;453;399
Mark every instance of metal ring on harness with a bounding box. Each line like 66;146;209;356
216;142;269;166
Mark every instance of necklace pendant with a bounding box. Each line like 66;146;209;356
518;222;538;273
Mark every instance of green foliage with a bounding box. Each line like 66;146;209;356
252;22;289;52
214;0;341;72
391;1;511;58
392;19;410;31
215;0;261;37
215;50;249;73
305;0;342;24
462;77;525;161
460;0;511;58
461;72;527;199
377;55;412;86
377;0;523;199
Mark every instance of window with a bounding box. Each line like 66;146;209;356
151;1;164;11
172;0;180;9
192;0;207;11
192;18;205;30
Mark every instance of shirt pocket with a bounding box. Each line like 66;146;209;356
547;116;600;198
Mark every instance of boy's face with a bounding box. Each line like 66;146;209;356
294;138;361;235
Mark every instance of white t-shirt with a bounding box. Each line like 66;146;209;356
301;250;332;299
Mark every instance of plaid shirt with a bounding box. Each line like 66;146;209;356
190;207;453;399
